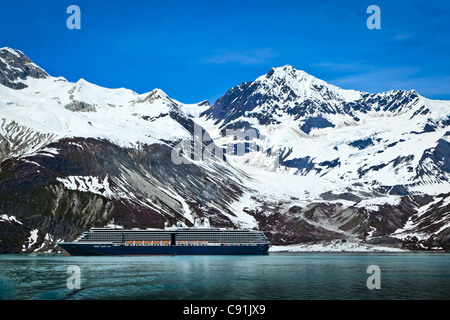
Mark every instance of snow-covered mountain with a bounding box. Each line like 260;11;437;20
0;48;248;253
0;48;449;253
200;65;450;187
197;64;450;250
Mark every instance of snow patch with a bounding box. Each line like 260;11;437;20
0;214;23;225
56;175;115;199
22;229;39;252
355;195;401;212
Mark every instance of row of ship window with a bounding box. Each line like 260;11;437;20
117;242;258;246
81;238;265;243
81;234;265;242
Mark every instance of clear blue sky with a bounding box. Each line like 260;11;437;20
1;0;449;103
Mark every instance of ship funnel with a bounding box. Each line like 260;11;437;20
203;217;211;228
195;218;202;228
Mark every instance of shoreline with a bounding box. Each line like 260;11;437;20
268;240;443;253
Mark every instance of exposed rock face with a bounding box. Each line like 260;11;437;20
0;138;245;253
0;48;48;89
64;101;96;112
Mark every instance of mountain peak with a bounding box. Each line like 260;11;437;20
0;47;49;90
134;88;180;111
265;65;311;81
0;47;25;58
253;64;362;106
258;65;336;97
142;88;171;102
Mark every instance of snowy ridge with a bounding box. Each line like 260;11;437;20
0;72;206;160
254;65;362;106
392;194;450;241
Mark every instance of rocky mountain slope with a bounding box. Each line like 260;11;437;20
197;65;450;251
0;48;449;253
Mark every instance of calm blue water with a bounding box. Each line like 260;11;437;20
0;252;448;300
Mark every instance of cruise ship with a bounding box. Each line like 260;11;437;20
57;218;269;256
